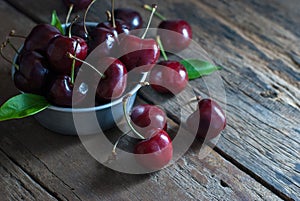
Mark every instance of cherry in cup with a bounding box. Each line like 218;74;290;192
14;51;49;95
24;24;61;53
186;98;226;140
118;4;160;72
46;75;88;107
114;8;143;30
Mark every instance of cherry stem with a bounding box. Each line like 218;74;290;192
66;4;74;26
0;41;19;70
184;96;202;111
156;35;168;61
70;40;80;84
9;30;26;39
112;130;131;155
143;4;166;21
84;0;96;35
67;53;105;78
106;10;112;22
68;15;80;38
6;39;20;55
141;4;157;39
122;94;145;140
111;0;116;28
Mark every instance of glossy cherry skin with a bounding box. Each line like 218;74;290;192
149;60;188;95
46;75;88;107
134;129;173;170
89;57;127;103
186;99;226;140
114;8;143;30
14;51;49;95
157;20;192;53
63;0;92;11
119;35;160;72
46;35;88;75
24;24;61;53
130;104;167;138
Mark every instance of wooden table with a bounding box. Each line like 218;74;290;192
0;0;299;200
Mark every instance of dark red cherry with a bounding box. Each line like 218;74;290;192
14;51;49;95
134;129;173;170
88;27;117;56
130;104;167;138
46;35;88;75
89;57;127;103
63;0;92;11
114;8;143;30
24;24;61;53
46;75;88;107
157;20;192;53
149;60;188;95
97;19;130;35
186;99;226;140
119;34;160;72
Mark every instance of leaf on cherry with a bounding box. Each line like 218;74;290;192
51;10;65;35
180;59;222;80
0;94;50;121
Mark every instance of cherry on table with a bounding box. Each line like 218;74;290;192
130;104;167;138
134;129;173;170
114;8;143;30
157;20;192;53
14;51;49;95
24;24;61;53
46;35;88;75
149;60;188;95
186;98;226;140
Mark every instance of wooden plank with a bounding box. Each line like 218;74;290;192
0;116;282;201
0;150;57;201
2;0;299;200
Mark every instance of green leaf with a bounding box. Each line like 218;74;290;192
51;10;65;35
0;94;50;121
180;59;222;80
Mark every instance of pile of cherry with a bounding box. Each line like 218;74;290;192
2;0;226;170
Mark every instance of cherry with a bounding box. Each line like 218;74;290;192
88;27;117;56
157;20;192;53
97;19;130;35
118;4;159;72
134;129;173;170
46;35;88;75
95;57;127;103
119;35;160;72
149;60;188;95
13;51;49;95
63;0;92;11
24;24;61;53
46;75;88;107
114;8;143;30
130;104;167;138
186;98;226;140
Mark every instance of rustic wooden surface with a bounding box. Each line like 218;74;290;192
1;0;299;200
